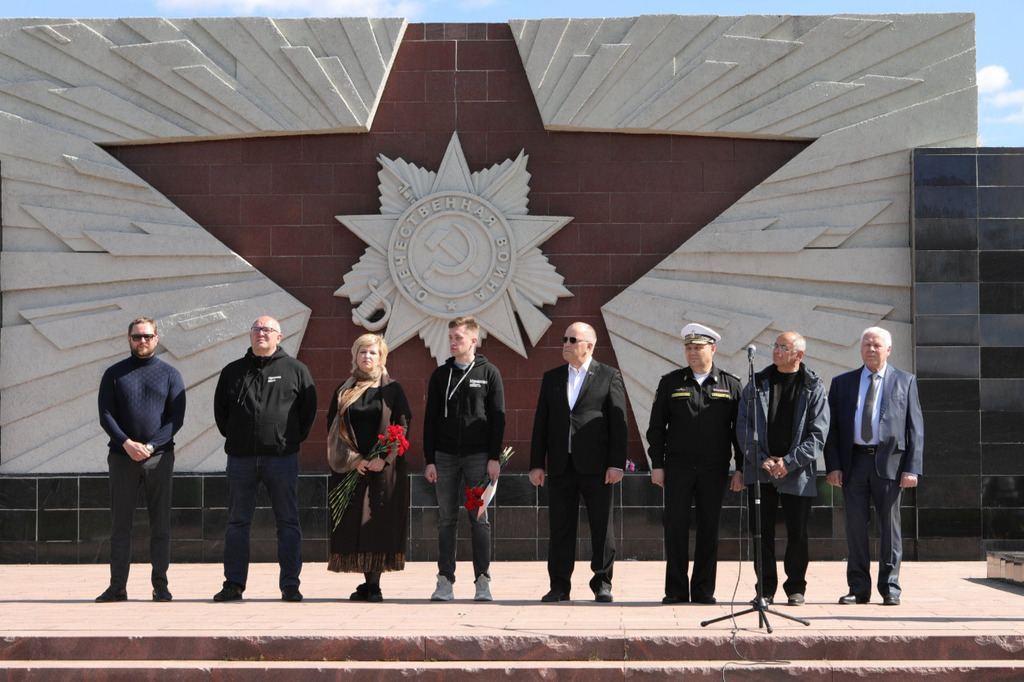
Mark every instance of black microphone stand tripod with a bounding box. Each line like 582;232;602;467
702;346;810;633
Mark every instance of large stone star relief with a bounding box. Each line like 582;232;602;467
336;133;573;362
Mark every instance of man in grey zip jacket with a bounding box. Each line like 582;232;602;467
731;331;829;606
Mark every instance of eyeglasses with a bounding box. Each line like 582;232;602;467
562;336;591;344
251;326;280;335
129;333;156;341
773;344;794;352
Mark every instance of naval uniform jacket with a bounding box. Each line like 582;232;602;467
646;365;742;472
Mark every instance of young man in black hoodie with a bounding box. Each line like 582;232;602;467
423;317;506;601
211;315;317;603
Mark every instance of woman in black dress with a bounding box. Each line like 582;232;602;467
326;333;411;601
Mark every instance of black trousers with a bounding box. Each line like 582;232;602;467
746;482;812;598
663;466;728;602
107;451;174;590
545;469;615;595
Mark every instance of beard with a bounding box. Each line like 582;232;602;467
131;346;156;359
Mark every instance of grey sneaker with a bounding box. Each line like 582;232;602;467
431;574;454;601
474;574;492;602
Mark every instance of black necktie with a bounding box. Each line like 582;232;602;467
861;373;879;444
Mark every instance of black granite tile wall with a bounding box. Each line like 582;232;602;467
916;315;979;346
980;315;1024;346
0;478;37;509
915;250;977;282
915;148;1024;559
915;283;979;315
917;346;980;378
1;472;766;564
917;379;979;411
982;443;1024;475
979;219;1024;249
978;154;1024;186
915;218;978;250
980;187;1024;218
915;185;977;219
980;284;1024;315
914;153;976;186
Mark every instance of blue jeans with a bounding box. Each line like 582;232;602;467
223;454;301;591
434;451;491;582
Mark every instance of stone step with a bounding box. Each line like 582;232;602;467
3;659;1024;681
5;634;1024;663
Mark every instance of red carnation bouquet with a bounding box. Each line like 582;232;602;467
463;446;514;519
329;424;410;530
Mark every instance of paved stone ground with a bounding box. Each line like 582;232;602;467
2;560;1023;639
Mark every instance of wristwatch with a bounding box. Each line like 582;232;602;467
145;443;155;454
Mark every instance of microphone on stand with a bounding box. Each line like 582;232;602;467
746;344;778;480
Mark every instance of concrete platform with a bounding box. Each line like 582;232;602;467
2;560;1024;680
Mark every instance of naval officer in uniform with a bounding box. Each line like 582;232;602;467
647;323;742;604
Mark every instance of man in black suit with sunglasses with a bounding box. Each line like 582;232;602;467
530;321;628;603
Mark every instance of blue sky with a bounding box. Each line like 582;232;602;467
5;1;1020;145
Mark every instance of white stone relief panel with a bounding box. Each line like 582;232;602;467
0;17;406;473
0;112;312;473
511;14;976;451
0;17;406;143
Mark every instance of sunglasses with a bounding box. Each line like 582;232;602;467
562;336;589;344
130;334;156;341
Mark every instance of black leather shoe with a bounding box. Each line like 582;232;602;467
152;587;173;602
749;595;774;606
95;586;127;603
787;593;805;606
350;583;368;601
366;585;383;603
213;583;243;602
594;586;613;603
882;595;900;606
692;595;716;605
661;595;687;605
541;589;570;602
281;585;303;602
838;593;869;605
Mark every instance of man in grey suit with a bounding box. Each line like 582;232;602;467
530;322;628;603
824;326;923;606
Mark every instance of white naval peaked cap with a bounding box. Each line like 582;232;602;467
680;322;721;345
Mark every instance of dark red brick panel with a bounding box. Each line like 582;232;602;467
106;24;808;474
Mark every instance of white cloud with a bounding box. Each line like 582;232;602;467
990;89;1024;108
977;64;1010;94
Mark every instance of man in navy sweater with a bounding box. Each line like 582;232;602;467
97;317;186;602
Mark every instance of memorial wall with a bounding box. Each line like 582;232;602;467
1;14;1007;563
